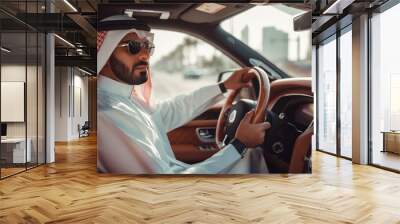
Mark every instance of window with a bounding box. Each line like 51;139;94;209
317;36;337;154
370;3;400;171
339;28;352;158
150;29;239;102
317;28;352;158
221;4;311;77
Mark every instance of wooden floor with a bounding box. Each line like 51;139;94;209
1;167;26;178
372;150;400;171
1;163;44;178
1;135;400;224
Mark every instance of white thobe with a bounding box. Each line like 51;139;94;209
97;75;268;174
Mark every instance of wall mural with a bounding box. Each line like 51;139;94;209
96;3;312;174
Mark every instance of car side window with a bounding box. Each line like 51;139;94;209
150;29;239;102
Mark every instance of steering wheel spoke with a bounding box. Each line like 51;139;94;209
222;134;229;147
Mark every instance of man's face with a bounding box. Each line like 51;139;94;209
109;32;151;85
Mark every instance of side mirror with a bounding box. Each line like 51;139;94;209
217;69;236;82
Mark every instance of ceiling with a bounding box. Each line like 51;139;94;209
311;0;391;44
0;0;310;74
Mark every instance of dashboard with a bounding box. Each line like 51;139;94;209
268;77;313;131
263;77;313;173
168;76;314;171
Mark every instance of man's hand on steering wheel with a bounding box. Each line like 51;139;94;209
222;67;253;90
216;66;271;152
217;67;272;148
235;110;271;148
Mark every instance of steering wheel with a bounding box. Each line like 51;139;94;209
216;67;270;148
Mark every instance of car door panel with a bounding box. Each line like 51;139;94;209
167;91;255;164
168;106;221;164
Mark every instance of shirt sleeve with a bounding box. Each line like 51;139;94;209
153;84;224;132
99;109;242;174
98;87;244;175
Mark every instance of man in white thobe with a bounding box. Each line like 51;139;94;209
97;15;270;174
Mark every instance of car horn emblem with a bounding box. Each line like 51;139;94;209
272;142;284;154
228;110;237;123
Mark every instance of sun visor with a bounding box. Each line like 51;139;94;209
98;15;151;32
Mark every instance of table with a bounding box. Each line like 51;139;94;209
381;131;400;154
1;138;32;164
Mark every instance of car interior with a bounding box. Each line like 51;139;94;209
98;3;313;173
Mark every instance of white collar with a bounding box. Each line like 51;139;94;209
98;75;133;98
98;75;154;112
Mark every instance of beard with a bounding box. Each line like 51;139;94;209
109;55;148;85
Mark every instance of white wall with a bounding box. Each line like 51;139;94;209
55;66;69;141
54;67;89;141
1;65;26;134
1;63;46;164
311;45;316;151
1;65;38;138
71;73;89;138
352;14;369;164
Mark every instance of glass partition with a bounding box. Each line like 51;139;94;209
27;31;38;169
38;32;45;165
26;0;39;169
339;28;352;158
317;36;337;154
1;31;28;177
0;0;46;179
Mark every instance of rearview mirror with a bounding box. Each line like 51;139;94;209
293;10;312;31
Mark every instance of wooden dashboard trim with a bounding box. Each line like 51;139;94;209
267;77;312;110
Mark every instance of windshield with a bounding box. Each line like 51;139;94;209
221;4;311;77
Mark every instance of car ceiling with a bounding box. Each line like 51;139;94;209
98;3;254;24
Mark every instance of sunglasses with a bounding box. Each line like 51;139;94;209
117;40;155;56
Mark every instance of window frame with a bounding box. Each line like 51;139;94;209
368;0;400;173
315;22;353;160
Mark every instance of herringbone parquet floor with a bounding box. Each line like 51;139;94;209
1;135;400;224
